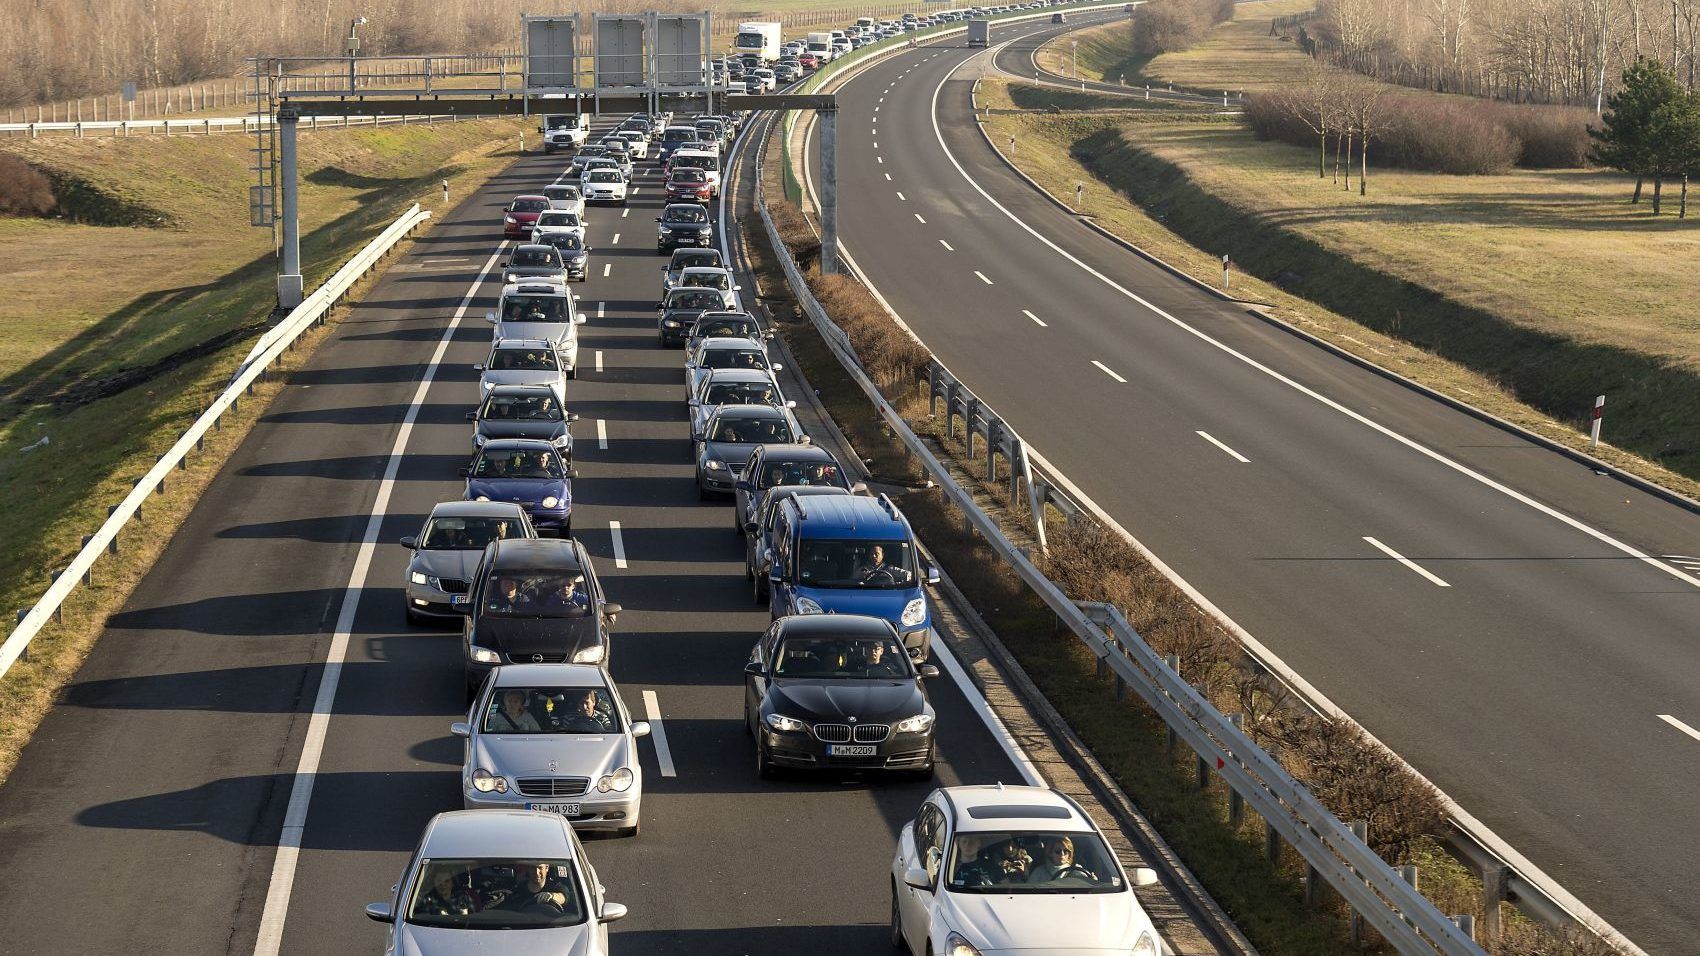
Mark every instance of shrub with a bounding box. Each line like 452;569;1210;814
1491;102;1594;168
1130;0;1235;59
1378;97;1521;175
0;153;55;217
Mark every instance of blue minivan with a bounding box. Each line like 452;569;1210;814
765;494;940;660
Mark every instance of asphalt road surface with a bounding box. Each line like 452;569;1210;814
807;17;1700;951
0;118;1038;956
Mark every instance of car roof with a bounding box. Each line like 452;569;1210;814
700;336;764;349
492;338;555;350
491;663;609;687
755;443;833;461
491;538;583;570
787;493;908;538
422;810;576;858
428;500;530;519
502;280;567;294
511;194;549;202
479;438;563;453
486;383;557;396
679;266;731;275
710;403;785;419
941;785;1092;833
705;368;776;384
512;243;557;252
776;613;897;639
670;248;721;261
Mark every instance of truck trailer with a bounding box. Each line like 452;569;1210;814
966;19;990;46
734;22;783;63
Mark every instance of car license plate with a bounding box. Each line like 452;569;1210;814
451;594;470;606
829;745;878;757
527;803;582;815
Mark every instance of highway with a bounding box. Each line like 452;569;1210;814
805;16;1700;950
0;114;1103;955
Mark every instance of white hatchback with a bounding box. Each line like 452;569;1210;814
581;168;628;206
891;785;1162;956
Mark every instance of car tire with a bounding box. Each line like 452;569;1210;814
619;822;640;838
405;606;426;627
907;760;936;783
562;520;572;538
890;883;907;951
756;739;776;779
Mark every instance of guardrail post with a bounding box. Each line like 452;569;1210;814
80;537;93;584
1304;859;1321;906
1227;714;1245;826
944;381;958;439
963;398;979;457
1480;865;1508;940
1449;915;1476;940
14;610;28;658
49;570;64;622
985;419;999;481
1348;820;1369;944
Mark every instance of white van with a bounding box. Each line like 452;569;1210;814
540;114;591;153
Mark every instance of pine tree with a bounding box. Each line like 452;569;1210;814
1588;58;1684;206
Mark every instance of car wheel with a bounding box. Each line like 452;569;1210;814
619;822;640;838
756;739;776;779
698;483;712;501
890;882;907;951
562;520;572;538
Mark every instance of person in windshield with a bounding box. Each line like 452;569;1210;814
490;576;531;613
496;862;570;914
488;689;542;732
417;868;477;917
540;575;589;613
513;248;558;267
954;837;1033;887
713;421;744;443
668;206;708;223
855;544;899;582
504;296;566;322
1027;836;1096;884
860;639;906;677
560;689;612;732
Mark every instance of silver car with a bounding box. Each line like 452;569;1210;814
402;501;536;624
478;338;571;403
696;403;807;498
689;367;790;443
363;810;628;953
685;336;781;401
454;664;648;836
541;182;585;216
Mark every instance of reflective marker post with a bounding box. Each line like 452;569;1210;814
1590;395;1605;449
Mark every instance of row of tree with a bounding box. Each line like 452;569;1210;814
1591;58;1700;214
1309;0;1700;109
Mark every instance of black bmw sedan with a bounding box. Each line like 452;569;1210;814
743;614;939;779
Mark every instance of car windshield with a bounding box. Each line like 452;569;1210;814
587;171;621;182
482;686;620;734
666;206;710;224
535;213;578;229
472;447;564;479
544;185;580;200
710;414;790;443
419;515;527;550
796;538;915;588
701;347;767;370
673;155;715;171
509;198;548;213
663;129;695;143
579;146;607;157
669;290;725;311
480;393;562;422
672;251;722;270
539;233;585;253
489;348;558;371
755;458;844;489
704;380;777;405
946;831;1123;894
483;570;592;617
773;633;912;679
694;318;757;340
511;248;559;267
406;858;586;929
681;270;729;289
502;295;568;322
672;170;708;184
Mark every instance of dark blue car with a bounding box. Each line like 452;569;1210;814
461;438;577;537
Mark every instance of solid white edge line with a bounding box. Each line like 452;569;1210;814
596;419;608;450
642;690;679;777
250;241;508;956
932;638;1043;786
1657;714;1700;743
1091;360;1126;382
1196;430;1250;463
1022;309;1047;327
1363;536;1452;588
609;519;628;569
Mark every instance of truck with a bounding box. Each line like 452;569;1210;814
966;19;990;46
733;22;783;64
805;32;835;60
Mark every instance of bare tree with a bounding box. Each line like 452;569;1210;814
1294;65;1344;177
1340;76;1396;194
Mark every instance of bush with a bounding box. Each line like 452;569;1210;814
1245;91;1522;174
0;153;55;217
1130;0;1235;59
1490;102;1594;168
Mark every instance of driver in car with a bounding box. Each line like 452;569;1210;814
540;577;589;613
860;641;906;678
496;862;569;913
1026;836;1095;884
561;690;611;732
854;545;898;583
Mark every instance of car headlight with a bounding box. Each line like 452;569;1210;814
571;644;606;665
893;713;934;734
664;319;680;327
659;226;673;234
471;768;508;793
764;713;807;733
473;434;487;447
410;571;430;586
504;215;516;224
475;495;491;502
597;767;635;793
541;496;560;509
1131;932;1158;956
944;933;982;956
901;596;927;627
469;646;501;664
481;381;495;391
704;458;726;471
796;596;824;614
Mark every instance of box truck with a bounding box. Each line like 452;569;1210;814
966;19;990;46
805;32;835;60
734;22;783;63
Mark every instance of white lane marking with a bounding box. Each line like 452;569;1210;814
896;191;907;201
974;270;993;285
612;233;620;244
1092;360;1126;383
1196;431;1250;463
875;105;880;112
877;156;884;164
932;638;1042;785
1657;714;1700;744
602;263;612;278
642;690;679;777
915;213;927;224
940;239;955;251
630;186;639;194
596;301;605;319
596;419;608;450
609;519;628;569
884;172;893;181
594;350;604;373
872;128;878;136
1022;309;1046;327
622;207;629;218
249;241;508;956
873;141;879;149
923;57;1700;595
879;96;885;103
423;257;469;263
1363;536;1452;588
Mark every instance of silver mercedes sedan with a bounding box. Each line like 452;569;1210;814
454;664;649;837
364;810;628;955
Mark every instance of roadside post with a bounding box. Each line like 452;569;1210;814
1221;254;1231;291
1074;182;1083;210
1590;395;1605;448
442;179;450;204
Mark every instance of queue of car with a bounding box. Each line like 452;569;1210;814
376;30;1159;950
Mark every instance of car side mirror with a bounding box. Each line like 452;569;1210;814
655;217;663;222
762;547;775;567
771;363;784;371
798;435;812;445
630;720;651;738
400;535;417;549
500;260;509;267
600;902;629;924
734;480;752;491
743;661;765;677
563;467;579;479
458;467;471;478
472;363;485;371
784;400;797;408
1130;867;1159;887
364;902;394;923
602;602;623;618
927;565;941;586
917;664;941;679
465;411;478;421
450;721;471;738
484;311;498;324
733;285;743;292
902;865;931;890
851;481;869;494
451;602;473;616
567;412;581;423
655;301;665;309
574;315;587;325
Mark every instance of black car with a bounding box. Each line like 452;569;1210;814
468;384;578;457
657;202;713;253
459;538;621;699
735;442;853;536
533;231;591;282
744;615;939;778
657;287;731;347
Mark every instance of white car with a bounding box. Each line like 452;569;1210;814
891;786;1162;956
581;168;628;205
749;68;777;92
364;810;628;952
531;209;587;243
478;337;571;401
684;336;779;400
542;182;585;216
611;130;649;159
455;664;648;836
674;266;744;312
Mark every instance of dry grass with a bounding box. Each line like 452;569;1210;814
0;120;527;786
1141;0;1316;94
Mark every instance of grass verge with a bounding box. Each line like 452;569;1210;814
0;118;526;785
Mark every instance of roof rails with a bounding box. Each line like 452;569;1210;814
877;493;901;521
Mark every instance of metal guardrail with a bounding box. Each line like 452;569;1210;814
0;114;465;137
0;202;432;682
753;125;1489;954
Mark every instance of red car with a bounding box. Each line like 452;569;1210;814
666;168;714;203
502;195;550;240
798;53;821;71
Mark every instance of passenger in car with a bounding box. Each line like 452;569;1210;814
489;690;542;733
